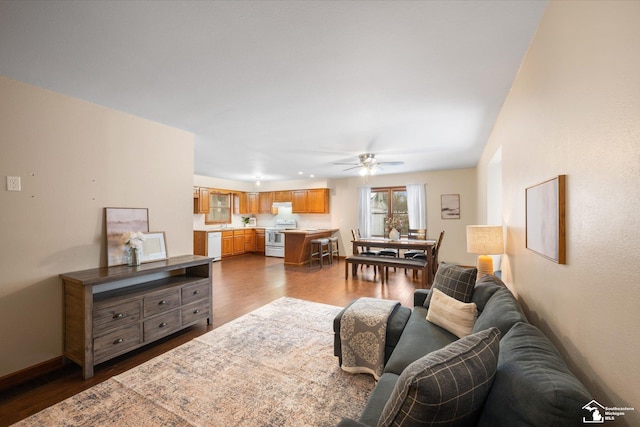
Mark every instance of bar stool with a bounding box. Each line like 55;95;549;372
309;238;331;268
329;236;339;264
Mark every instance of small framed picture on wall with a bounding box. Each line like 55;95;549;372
441;194;460;219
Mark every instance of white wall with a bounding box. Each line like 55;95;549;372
0;76;194;377
477;2;640;423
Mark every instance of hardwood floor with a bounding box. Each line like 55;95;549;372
0;254;426;426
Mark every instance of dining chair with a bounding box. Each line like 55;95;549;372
403;228;427;259
411;230;445;278
351;229;380;272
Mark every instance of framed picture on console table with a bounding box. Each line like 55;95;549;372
526;175;566;264
105;207;149;266
141;231;168;263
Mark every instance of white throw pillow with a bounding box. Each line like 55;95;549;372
426;288;478;338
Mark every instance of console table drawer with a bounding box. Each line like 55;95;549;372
181;279;210;305
143;289;180;317
143;309;181;342
93;300;141;334
182;300;210;325
94;324;141;364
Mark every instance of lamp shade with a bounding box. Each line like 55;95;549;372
466;225;504;255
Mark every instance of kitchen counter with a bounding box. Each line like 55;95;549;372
281;229;339;266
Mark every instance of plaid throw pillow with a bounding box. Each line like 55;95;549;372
377;327;500;427
423;263;477;308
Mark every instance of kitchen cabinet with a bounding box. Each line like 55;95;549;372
193;187;210;214
234;192;247;215
244;229;256;252
272;191;292;202
292;190;307;213
292;189;330;213
308;188;330;213
247;192;259;214
206;192;231;224
60;255;212;379
233;230;245;255
256;229;265;253
259;192;273;214
221;231;233;257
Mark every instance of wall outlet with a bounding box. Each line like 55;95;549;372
7;176;21;191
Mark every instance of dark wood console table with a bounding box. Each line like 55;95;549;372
60;255;213;379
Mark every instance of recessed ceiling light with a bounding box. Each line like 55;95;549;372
298;171;303;175
309;174;315;178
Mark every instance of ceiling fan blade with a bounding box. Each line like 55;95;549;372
333;162;359;166
342;165;362;171
377;161;404;166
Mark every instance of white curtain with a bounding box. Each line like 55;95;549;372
358;186;372;237
407;184;427;229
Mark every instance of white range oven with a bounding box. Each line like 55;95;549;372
265;219;296;258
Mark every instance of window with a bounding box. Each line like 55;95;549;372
370;186;408;237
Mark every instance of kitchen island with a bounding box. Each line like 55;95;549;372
282;229;339;266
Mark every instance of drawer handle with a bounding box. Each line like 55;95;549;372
113;313;125;319
193;309;200;314
113;338;124;345
159;300;167;305
192;290;200;295
159;322;168;328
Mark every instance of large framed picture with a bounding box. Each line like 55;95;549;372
441;194;460;219
526;175;566;264
105;207;149;266
141;231;168;263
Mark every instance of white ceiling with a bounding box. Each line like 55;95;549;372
0;0;546;182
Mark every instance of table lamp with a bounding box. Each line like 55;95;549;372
466;225;504;278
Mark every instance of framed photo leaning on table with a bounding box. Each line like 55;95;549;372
141;231;168;263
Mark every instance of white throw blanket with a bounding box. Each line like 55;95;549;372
340;297;400;380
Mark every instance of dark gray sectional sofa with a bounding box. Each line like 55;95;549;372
333;269;592;426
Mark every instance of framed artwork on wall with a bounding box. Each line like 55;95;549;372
526;175;566;264
141;231;168;263
105;207;149;266
441;194;460;219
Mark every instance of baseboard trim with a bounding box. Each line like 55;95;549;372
0;357;64;392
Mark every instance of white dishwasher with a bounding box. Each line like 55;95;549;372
207;231;222;261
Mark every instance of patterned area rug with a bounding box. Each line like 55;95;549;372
16;297;374;426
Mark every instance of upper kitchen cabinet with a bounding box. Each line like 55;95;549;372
292;189;330;213
247;192;259;214
194;187;210;214
233;192;247;215
206;192;231;224
272;191;292;203
259;192;274;214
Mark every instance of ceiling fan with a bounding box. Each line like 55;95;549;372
333;153;404;175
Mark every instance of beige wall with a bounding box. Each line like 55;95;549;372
0;76;194;377
477;2;640;422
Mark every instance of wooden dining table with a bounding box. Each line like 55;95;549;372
352;238;437;285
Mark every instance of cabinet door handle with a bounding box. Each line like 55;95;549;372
113;313;125;319
159;300;167;305
159;322;168;328
113;338;124;345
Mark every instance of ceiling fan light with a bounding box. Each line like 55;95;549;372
359;167;368;176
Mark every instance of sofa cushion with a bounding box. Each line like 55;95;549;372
378;327;501;427
423;263;477;308
472;287;528;338
477;322;591;427
356;373;400;426
384;307;458;376
471;274;507;312
426;288;478;338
